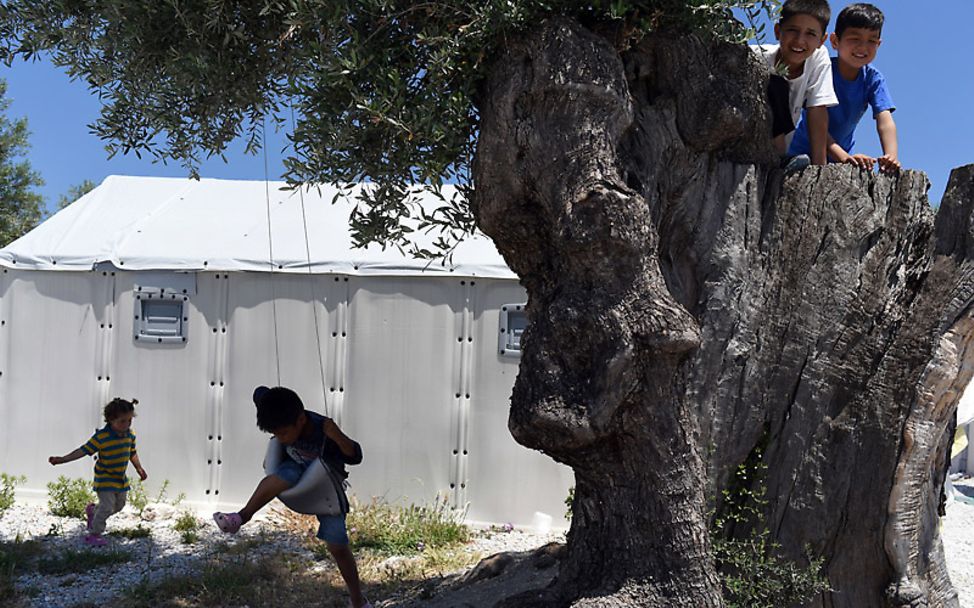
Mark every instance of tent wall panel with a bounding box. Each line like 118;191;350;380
341;277;461;508
463;280;574;527
0;270;8;472
217;272;346;506
0;270;109;497
1;270;573;527
105;272;213;502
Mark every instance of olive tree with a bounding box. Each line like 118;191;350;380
1;2;967;606
0;78;43;246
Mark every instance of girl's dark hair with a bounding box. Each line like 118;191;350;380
780;0;831;34
254;386;304;432
104;397;138;423
835;3;884;36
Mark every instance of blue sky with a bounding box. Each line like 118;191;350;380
2;1;972;213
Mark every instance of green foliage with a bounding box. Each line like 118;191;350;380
56;179;97;210
0;78;43;247
0;474;26;517
711;455;830;607
173;511;201;544
714;532;829;608
711;0;782;43
45;476;95;519
344;494;468;556
0;0;775;259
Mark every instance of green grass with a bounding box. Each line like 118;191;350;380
345;495;469;556
212;538;264;556
35;548;133;575
1;539;45;607
120;554;319;608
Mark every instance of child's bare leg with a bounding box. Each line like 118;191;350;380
327;542;366;607
238;475;290;523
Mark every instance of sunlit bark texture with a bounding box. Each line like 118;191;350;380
474;18;970;607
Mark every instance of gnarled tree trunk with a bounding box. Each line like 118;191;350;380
473;18;970;608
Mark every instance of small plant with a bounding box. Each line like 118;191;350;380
711;447;830;608
110;525;152;540
128;479;182;519
0;474;26;517
46;476;94;519
127;479;149;516
173;511;201;544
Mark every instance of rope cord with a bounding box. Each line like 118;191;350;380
290;101;330;413
262;115;282;386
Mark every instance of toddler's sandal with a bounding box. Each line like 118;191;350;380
212;511;243;534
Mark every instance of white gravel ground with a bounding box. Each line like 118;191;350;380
2;492;972;608
0;501;561;608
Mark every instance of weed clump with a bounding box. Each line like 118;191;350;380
46;476;94;519
0;474;26;518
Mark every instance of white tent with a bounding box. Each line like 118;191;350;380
0;175;572;528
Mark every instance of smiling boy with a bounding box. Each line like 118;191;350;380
789;3;898;173
752;0;837;168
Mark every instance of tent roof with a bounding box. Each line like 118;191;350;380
0;176;516;279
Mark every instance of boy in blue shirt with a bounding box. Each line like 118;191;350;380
789;3;898;173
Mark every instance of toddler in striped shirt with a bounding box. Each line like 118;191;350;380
49;397;148;546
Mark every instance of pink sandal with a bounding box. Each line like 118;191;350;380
213;512;243;534
83;533;107;547
85;503;95;531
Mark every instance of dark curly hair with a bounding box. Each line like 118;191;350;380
104;397;138;423
780;0;831;34
253;386;304;432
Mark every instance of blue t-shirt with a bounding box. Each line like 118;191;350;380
789;58;895;157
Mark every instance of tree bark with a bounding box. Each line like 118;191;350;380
474;18;971;608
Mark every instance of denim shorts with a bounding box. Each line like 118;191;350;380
274;459;349;545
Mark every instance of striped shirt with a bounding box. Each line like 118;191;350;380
81;426;136;492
